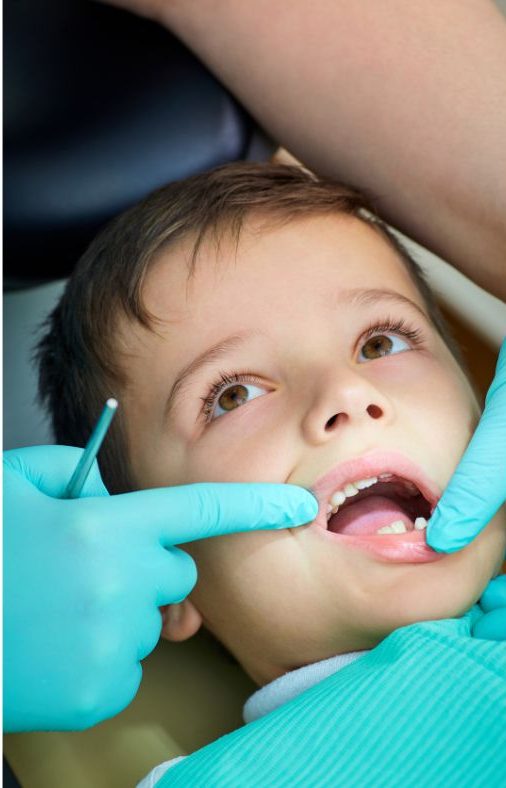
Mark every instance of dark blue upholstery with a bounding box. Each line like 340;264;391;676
4;0;271;285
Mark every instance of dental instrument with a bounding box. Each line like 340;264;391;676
64;398;118;499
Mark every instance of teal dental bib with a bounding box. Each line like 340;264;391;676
160;607;506;787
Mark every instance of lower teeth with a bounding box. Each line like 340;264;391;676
377;520;407;534
377;516;428;535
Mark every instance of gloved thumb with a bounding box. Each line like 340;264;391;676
427;338;506;553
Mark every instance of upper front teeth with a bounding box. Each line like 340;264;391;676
328;477;378;517
354;478;378;490
330;490;346;507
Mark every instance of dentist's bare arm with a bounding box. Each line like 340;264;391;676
103;0;506;301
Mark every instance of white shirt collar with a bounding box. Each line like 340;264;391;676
243;650;367;724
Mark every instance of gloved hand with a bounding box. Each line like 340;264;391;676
473;574;506;640
427;338;506;640
3;445;317;732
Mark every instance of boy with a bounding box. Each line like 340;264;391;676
37;163;505;780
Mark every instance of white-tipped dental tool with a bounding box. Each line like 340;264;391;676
64;398;118;499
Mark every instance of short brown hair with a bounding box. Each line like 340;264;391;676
36;162;465;493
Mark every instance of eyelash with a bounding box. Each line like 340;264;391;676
359;316;423;347
200;372;262;421
200;316;424;422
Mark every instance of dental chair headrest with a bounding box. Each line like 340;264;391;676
4;0;270;287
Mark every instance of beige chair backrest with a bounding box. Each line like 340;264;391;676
4;630;256;787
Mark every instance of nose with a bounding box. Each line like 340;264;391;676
301;369;391;445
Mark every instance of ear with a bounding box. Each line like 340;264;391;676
160;599;203;642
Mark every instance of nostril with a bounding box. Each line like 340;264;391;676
325;414;338;430
367;404;383;419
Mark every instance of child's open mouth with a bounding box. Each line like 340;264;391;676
326;474;431;535
310;450;446;563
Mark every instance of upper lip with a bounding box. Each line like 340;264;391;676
310;449;441;522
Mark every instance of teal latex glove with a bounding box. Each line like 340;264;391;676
473;574;506;640
3;445;317;732
427;338;506;640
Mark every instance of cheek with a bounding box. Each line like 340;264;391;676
185;531;295;627
182;407;298;484
373;352;477;454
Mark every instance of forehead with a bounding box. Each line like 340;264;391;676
141;214;424;328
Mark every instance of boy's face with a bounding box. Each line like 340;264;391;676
121;214;505;685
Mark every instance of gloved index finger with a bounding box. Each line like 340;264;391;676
106;482;318;546
427;339;506;552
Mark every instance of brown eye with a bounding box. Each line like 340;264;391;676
361;334;394;359
217;384;249;412
209;380;268;421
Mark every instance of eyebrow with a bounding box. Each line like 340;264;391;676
165;287;429;418
165;331;261;417
338;287;429;321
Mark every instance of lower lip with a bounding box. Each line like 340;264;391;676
313;525;445;564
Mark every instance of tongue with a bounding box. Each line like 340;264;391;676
328;495;413;536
